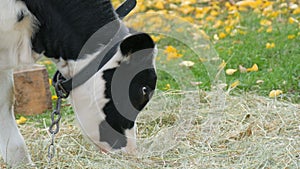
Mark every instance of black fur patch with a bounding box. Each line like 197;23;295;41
129;68;157;111
101;68;132;148
120;33;155;56
102;68;135;133
101;67;156;148
21;0;118;60
99;120;127;149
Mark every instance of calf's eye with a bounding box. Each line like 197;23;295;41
142;87;147;96
17;11;25;22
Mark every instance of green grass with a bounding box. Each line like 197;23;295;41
155;12;299;103
214;12;300;101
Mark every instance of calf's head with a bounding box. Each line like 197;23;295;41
70;33;157;153
0;0;35;69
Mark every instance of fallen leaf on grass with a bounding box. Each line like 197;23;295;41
49;78;52;86
218;60;226;70
230;80;240;89
288;34;296;39
199;57;207;62
260;19;272;26
16;116;27;125
288;17;299;24
226;68;237;75
256;80;264;84
164;84;171;90
219;32;227;39
269;90;283;98
52;95;58;100
247;64;259;72
179;61;195;67
227;80;240;93
239;65;247;73
266;42;275;49
42;60;52;65
154;1;164;10
164;46;183;61
213;34;219;41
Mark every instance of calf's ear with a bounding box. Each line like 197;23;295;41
120;33;155;56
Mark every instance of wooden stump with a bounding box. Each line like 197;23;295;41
14;64;52;115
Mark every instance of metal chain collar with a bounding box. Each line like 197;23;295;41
48;77;69;164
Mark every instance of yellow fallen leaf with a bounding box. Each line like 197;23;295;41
178;5;195;15
49;79;52;86
218;60;226;70
164;84;171;90
154;1;164;10
219;32;227;39
226;69;238;75
43;60;52;65
164;45;183;61
288;17;298;24
247;64;259;72
199;30;210;40
199;57;207;62
225;26;231;33
230;80;240;89
266;26;272;33
236;0;261;8
16;116;27;125
266;42;275;49
293;8;300;14
260;19;272;26
288;35;296;39
151;35;160;42
52;95;58;100
238;6;248;12
179;61;195;67
210;10;219;17
257;27;264;33
213;20;223;29
269;90;283;98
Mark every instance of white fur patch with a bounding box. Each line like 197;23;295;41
122;125;137;154
0;70;32;166
67;46;137;152
0;1;36;166
0;0;36;70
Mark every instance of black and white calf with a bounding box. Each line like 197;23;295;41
0;0;157;167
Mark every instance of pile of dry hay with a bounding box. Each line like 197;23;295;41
1;90;299;168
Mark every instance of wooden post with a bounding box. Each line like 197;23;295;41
13;64;52;115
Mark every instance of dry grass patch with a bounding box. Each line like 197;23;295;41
1;91;299;168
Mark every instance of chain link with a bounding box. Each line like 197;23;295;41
49;97;62;135
47;133;56;164
48;79;69;164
